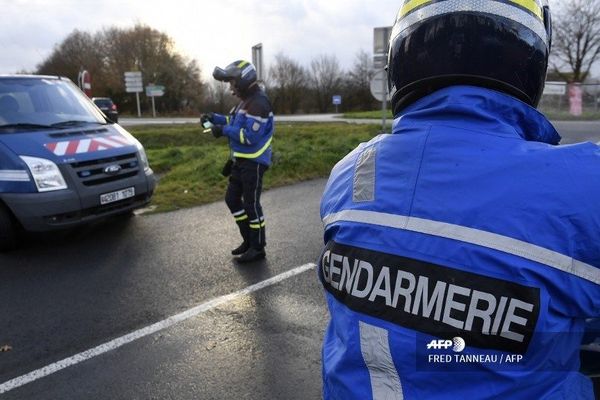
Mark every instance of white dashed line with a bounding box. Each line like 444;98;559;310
0;263;317;394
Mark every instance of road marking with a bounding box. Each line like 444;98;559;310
0;263;317;394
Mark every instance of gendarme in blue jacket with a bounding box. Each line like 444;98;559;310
211;86;273;166
319;86;600;399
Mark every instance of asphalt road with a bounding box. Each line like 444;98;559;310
0;180;328;399
2;117;600;399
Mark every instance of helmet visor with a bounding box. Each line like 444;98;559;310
212;66;239;82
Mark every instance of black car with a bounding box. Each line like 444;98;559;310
92;97;118;123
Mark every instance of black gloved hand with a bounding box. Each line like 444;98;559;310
200;112;215;124
211;125;223;138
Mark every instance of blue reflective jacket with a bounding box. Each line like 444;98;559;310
319;86;600;400
212;87;274;166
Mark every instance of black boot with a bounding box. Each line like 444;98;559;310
231;242;249;256
236;247;266;263
232;219;250;255
236;224;266;263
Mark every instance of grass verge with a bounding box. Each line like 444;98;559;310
343;110;394;119
129;122;381;213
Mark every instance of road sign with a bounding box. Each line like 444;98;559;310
332;95;342;113
369;70;391;102
124;71;143;117
125;85;143;93
373;27;393;55
146;85;165;97
124;71;143;93
78;69;92;97
373;54;387;69
145;85;165;118
543;82;566;96
125;76;143;83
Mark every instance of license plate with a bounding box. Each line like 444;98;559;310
100;187;135;205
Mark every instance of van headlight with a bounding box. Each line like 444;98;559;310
114;125;152;175
136;144;152;174
20;156;68;192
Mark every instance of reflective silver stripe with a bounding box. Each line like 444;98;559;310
238;110;274;123
0;170;30;182
359;321;404;400
323;209;600;285
392;0;548;46
353;145;377;203
232;209;246;217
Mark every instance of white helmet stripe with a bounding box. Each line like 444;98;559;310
392;0;548;47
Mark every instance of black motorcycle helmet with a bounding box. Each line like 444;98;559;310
213;60;258;96
387;0;552;115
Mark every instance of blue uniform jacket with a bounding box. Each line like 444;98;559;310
212;88;273;166
319;86;600;399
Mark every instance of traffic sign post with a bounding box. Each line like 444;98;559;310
124;71;143;117
145;85;165;118
373;27;393;132
332;95;342;113
370;70;391;131
252;43;264;83
78;69;92;97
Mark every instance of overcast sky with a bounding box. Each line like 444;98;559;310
0;0;400;79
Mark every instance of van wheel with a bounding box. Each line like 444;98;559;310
0;205;18;252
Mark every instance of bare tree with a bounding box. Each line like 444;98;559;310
37;24;207;114
343;49;377;111
268;52;309;114
37;30;105;91
204;80;237;114
551;0;600;82
98;24;206;113
309;54;343;113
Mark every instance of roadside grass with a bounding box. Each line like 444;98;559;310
344;110;394;119
129;122;381;213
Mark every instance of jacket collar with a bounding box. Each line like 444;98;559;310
393;86;561;145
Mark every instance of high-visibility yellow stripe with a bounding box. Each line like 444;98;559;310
233;137;272;159
237;61;249;68
398;0;431;18
226;116;230;124
250;222;266;229
397;0;542;20
235;215;248;222
239;129;244;144
509;0;542;20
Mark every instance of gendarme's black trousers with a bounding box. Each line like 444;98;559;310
225;158;268;250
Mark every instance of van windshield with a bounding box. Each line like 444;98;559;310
0;77;107;130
